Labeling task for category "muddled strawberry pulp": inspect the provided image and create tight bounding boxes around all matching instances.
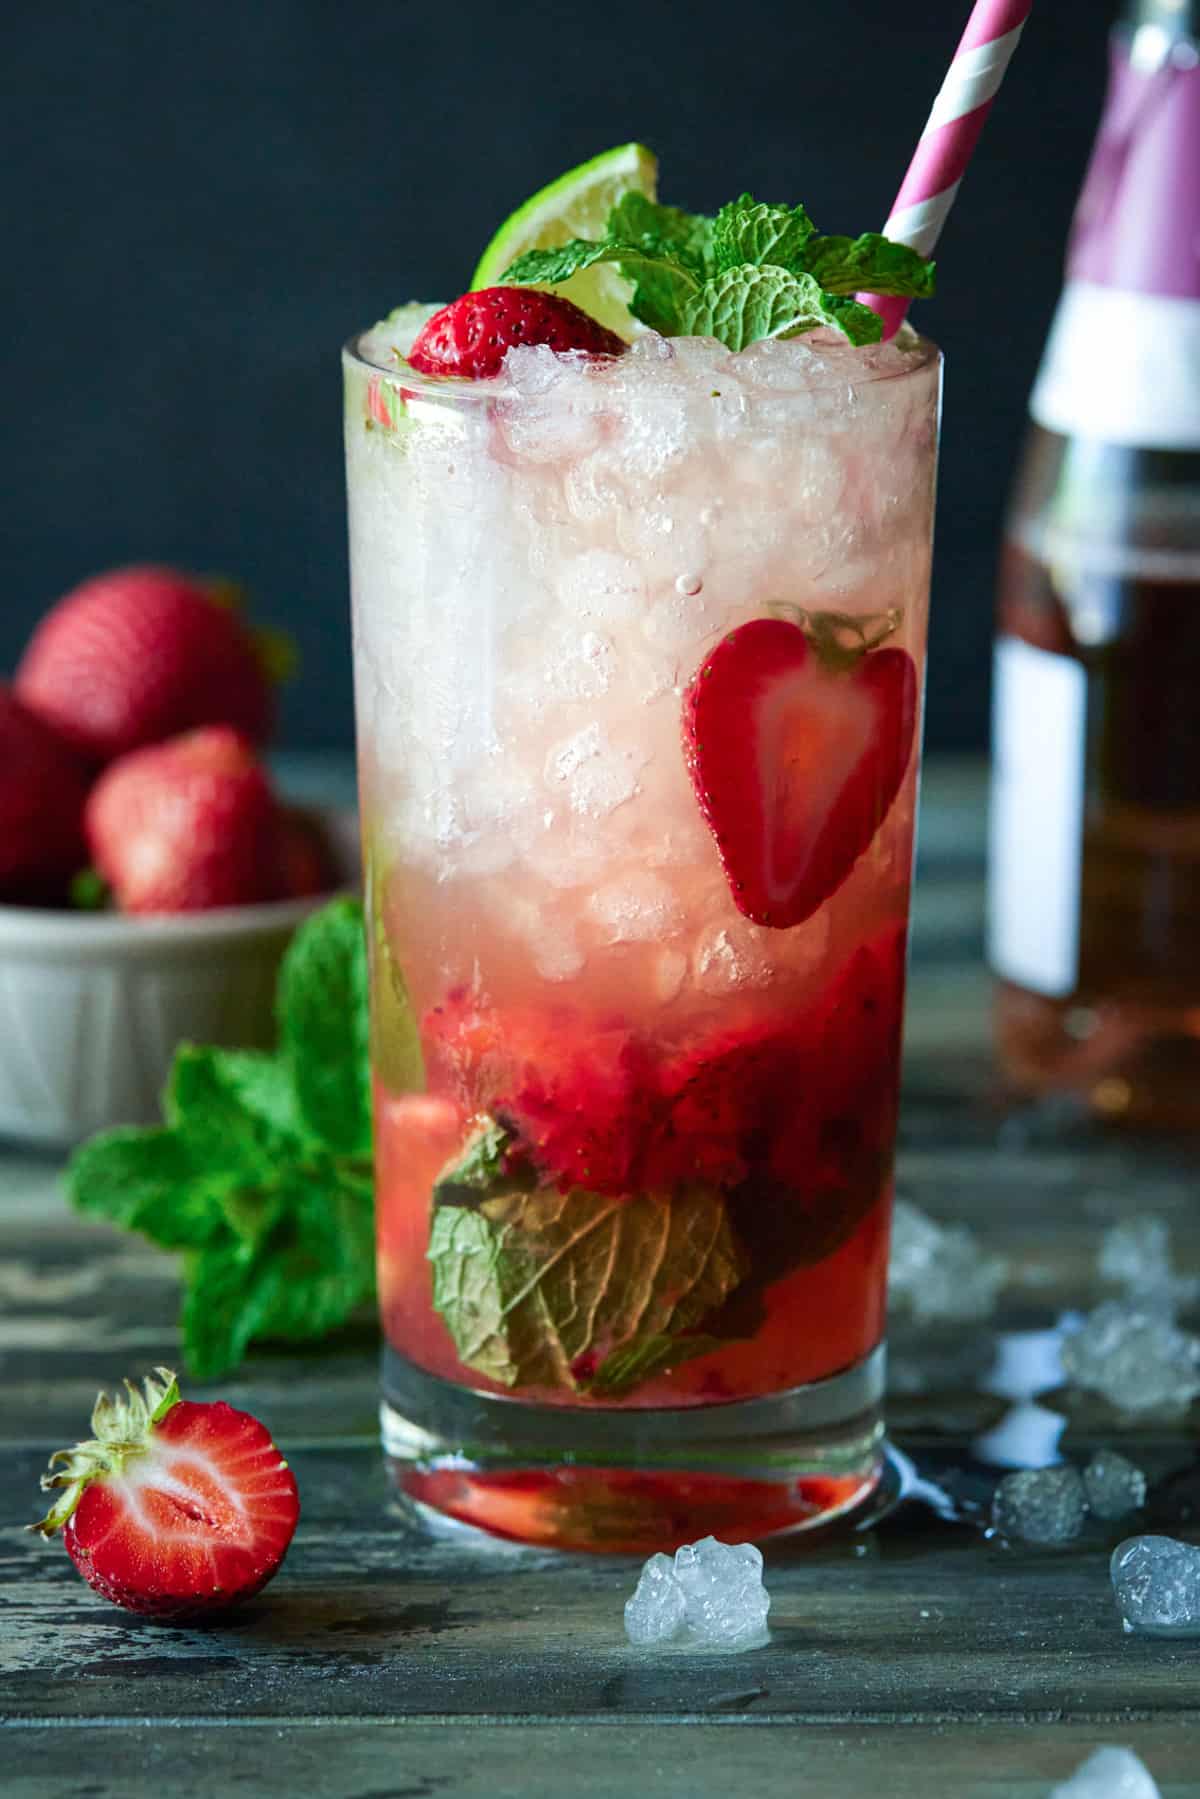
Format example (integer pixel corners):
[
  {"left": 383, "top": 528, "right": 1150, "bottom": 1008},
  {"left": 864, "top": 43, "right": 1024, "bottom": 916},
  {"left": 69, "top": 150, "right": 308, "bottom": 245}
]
[{"left": 374, "top": 916, "right": 903, "bottom": 1408}]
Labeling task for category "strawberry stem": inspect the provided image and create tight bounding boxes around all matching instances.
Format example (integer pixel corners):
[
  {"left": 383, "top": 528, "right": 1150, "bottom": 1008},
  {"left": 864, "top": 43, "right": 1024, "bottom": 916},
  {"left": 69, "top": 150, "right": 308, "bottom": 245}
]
[{"left": 30, "top": 1367, "right": 181, "bottom": 1537}]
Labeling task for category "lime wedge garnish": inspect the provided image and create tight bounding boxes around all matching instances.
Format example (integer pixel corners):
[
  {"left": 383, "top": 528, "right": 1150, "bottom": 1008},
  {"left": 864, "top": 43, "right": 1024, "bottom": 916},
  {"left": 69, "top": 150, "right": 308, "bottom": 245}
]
[{"left": 470, "top": 143, "right": 658, "bottom": 339}]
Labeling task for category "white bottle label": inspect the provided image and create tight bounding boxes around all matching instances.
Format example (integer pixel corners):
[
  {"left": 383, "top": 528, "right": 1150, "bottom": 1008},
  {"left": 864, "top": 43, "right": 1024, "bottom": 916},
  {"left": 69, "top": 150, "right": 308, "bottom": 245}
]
[
  {"left": 1031, "top": 282, "right": 1200, "bottom": 450},
  {"left": 987, "top": 637, "right": 1087, "bottom": 997}
]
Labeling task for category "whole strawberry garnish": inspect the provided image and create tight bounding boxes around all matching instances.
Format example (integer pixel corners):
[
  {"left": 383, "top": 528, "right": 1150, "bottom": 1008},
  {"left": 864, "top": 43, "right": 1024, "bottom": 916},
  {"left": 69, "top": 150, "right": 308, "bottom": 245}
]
[
  {"left": 85, "top": 726, "right": 284, "bottom": 913},
  {"left": 30, "top": 1367, "right": 298, "bottom": 1618},
  {"left": 0, "top": 683, "right": 91, "bottom": 904},
  {"left": 683, "top": 617, "right": 917, "bottom": 929},
  {"left": 407, "top": 287, "right": 625, "bottom": 379},
  {"left": 16, "top": 565, "right": 286, "bottom": 762}
]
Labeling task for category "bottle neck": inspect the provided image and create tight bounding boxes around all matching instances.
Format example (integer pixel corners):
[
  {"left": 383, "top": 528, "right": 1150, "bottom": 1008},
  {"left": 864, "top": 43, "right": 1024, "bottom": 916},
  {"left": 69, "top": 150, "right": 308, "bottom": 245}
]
[{"left": 1027, "top": 0, "right": 1200, "bottom": 447}]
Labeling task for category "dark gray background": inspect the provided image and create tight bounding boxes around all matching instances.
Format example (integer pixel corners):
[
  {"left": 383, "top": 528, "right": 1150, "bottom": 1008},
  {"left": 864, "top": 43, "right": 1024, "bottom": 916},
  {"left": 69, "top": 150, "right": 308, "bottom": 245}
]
[{"left": 4, "top": 0, "right": 1112, "bottom": 751}]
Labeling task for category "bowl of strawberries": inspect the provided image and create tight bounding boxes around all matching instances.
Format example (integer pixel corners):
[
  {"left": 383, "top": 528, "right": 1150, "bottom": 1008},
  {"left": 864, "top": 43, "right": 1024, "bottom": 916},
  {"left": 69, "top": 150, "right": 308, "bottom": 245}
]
[{"left": 0, "top": 565, "right": 356, "bottom": 1146}]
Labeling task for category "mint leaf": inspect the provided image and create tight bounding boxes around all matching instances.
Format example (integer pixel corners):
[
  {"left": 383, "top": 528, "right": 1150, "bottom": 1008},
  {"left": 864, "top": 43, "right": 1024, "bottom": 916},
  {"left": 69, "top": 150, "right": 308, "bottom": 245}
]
[
  {"left": 433, "top": 1117, "right": 528, "bottom": 1207},
  {"left": 168, "top": 1046, "right": 304, "bottom": 1175},
  {"left": 182, "top": 1240, "right": 278, "bottom": 1379},
  {"left": 428, "top": 1170, "right": 746, "bottom": 1393},
  {"left": 591, "top": 1331, "right": 727, "bottom": 1397},
  {"left": 712, "top": 195, "right": 815, "bottom": 274},
  {"left": 185, "top": 1159, "right": 377, "bottom": 1378},
  {"left": 68, "top": 1129, "right": 227, "bottom": 1249},
  {"left": 502, "top": 239, "right": 699, "bottom": 336},
  {"left": 820, "top": 294, "right": 886, "bottom": 346},
  {"left": 680, "top": 266, "right": 860, "bottom": 350},
  {"left": 68, "top": 897, "right": 378, "bottom": 1380},
  {"left": 279, "top": 897, "right": 371, "bottom": 1158},
  {"left": 802, "top": 233, "right": 935, "bottom": 299},
  {"left": 606, "top": 191, "right": 715, "bottom": 275}
]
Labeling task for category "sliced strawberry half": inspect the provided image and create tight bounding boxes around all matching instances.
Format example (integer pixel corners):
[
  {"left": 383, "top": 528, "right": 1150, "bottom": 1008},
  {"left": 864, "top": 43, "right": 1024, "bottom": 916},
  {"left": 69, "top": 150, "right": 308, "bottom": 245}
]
[
  {"left": 31, "top": 1368, "right": 299, "bottom": 1619},
  {"left": 408, "top": 288, "right": 626, "bottom": 380},
  {"left": 683, "top": 618, "right": 917, "bottom": 929}
]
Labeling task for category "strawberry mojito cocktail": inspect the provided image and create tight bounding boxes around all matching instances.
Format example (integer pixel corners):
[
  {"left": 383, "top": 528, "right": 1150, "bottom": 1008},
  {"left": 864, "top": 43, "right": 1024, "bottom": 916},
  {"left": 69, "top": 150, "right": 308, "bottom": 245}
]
[{"left": 344, "top": 147, "right": 941, "bottom": 1550}]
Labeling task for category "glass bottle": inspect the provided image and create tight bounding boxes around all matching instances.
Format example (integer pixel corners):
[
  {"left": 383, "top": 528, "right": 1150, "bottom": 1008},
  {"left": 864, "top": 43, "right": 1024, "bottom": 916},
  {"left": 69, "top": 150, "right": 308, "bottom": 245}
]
[{"left": 988, "top": 0, "right": 1200, "bottom": 1128}]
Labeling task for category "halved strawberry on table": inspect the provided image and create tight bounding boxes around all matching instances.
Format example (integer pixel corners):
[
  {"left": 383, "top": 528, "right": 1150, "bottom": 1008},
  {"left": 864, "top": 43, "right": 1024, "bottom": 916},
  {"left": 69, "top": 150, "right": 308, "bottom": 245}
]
[
  {"left": 407, "top": 288, "right": 626, "bottom": 380},
  {"left": 30, "top": 1368, "right": 298, "bottom": 1619},
  {"left": 683, "top": 617, "right": 917, "bottom": 929}
]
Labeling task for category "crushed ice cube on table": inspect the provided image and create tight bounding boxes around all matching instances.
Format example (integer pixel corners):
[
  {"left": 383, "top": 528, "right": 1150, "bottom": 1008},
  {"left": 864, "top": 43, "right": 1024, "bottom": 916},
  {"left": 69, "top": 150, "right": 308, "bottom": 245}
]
[
  {"left": 1083, "top": 1449, "right": 1147, "bottom": 1521},
  {"left": 991, "top": 1466, "right": 1088, "bottom": 1545},
  {"left": 888, "top": 1199, "right": 1009, "bottom": 1324},
  {"left": 1110, "top": 1534, "right": 1200, "bottom": 1637},
  {"left": 1049, "top": 1746, "right": 1161, "bottom": 1798},
  {"left": 1098, "top": 1216, "right": 1200, "bottom": 1316},
  {"left": 624, "top": 1537, "right": 770, "bottom": 1651},
  {"left": 1059, "top": 1302, "right": 1200, "bottom": 1414},
  {"left": 623, "top": 1553, "right": 687, "bottom": 1647}
]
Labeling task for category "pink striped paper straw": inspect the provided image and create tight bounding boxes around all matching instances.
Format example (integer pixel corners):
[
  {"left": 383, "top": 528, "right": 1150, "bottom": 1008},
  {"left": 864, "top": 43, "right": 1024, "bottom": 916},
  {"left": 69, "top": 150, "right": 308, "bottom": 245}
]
[{"left": 860, "top": 0, "right": 1033, "bottom": 338}]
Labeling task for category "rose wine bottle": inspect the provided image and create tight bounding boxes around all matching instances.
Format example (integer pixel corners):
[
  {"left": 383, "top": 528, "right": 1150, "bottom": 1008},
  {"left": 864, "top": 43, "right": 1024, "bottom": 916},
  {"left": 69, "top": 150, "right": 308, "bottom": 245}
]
[{"left": 988, "top": 0, "right": 1200, "bottom": 1128}]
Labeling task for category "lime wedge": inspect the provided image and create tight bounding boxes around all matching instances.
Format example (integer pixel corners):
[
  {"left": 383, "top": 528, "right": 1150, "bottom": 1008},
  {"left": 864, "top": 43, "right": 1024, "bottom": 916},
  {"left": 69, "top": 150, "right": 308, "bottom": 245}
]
[{"left": 470, "top": 143, "right": 658, "bottom": 339}]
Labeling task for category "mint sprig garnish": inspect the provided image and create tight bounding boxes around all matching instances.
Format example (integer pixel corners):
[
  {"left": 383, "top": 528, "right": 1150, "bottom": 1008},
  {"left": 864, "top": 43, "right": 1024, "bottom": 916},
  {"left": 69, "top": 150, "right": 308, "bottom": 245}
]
[
  {"left": 68, "top": 899, "right": 376, "bottom": 1379},
  {"left": 427, "top": 1117, "right": 746, "bottom": 1395},
  {"left": 502, "top": 190, "right": 934, "bottom": 352}
]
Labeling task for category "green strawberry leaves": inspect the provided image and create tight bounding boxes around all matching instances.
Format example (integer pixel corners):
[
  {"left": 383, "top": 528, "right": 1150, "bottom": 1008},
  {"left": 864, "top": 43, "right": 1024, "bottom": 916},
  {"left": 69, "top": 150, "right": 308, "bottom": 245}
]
[
  {"left": 68, "top": 898, "right": 377, "bottom": 1379},
  {"left": 502, "top": 190, "right": 933, "bottom": 351}
]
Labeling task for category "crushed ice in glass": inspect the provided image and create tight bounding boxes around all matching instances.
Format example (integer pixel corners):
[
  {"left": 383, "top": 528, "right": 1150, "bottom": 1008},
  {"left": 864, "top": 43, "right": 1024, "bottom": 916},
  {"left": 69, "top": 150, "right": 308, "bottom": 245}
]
[
  {"left": 991, "top": 1466, "right": 1088, "bottom": 1545},
  {"left": 1083, "top": 1449, "right": 1147, "bottom": 1521},
  {"left": 624, "top": 1537, "right": 770, "bottom": 1650},
  {"left": 888, "top": 1199, "right": 1008, "bottom": 1324},
  {"left": 1110, "top": 1535, "right": 1200, "bottom": 1638},
  {"left": 1049, "top": 1746, "right": 1161, "bottom": 1798},
  {"left": 1098, "top": 1216, "right": 1199, "bottom": 1316},
  {"left": 1059, "top": 1301, "right": 1200, "bottom": 1414}
]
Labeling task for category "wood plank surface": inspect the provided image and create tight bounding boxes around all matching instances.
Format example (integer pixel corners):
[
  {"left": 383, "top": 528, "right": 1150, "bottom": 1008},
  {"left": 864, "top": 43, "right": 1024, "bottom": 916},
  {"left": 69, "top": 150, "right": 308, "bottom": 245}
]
[
  {"left": 3, "top": 761, "right": 1199, "bottom": 1797},
  {"left": 7, "top": 1721, "right": 1200, "bottom": 1799}
]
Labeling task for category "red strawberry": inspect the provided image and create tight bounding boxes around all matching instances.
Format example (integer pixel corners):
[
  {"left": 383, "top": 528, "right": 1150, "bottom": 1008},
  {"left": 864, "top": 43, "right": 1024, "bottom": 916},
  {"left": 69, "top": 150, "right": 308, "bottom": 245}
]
[
  {"left": 30, "top": 1368, "right": 298, "bottom": 1619},
  {"left": 683, "top": 618, "right": 917, "bottom": 929},
  {"left": 423, "top": 992, "right": 653, "bottom": 1195},
  {"left": 408, "top": 287, "right": 625, "bottom": 380},
  {"left": 278, "top": 807, "right": 335, "bottom": 899},
  {"left": 644, "top": 1021, "right": 808, "bottom": 1191},
  {"left": 85, "top": 726, "right": 284, "bottom": 914},
  {"left": 0, "top": 685, "right": 92, "bottom": 904},
  {"left": 767, "top": 924, "right": 907, "bottom": 1194},
  {"left": 16, "top": 565, "right": 284, "bottom": 762}
]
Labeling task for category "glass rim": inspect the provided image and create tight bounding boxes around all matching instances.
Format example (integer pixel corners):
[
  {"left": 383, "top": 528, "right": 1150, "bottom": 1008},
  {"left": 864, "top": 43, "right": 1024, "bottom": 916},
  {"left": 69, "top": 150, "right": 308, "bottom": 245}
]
[{"left": 343, "top": 325, "right": 942, "bottom": 407}]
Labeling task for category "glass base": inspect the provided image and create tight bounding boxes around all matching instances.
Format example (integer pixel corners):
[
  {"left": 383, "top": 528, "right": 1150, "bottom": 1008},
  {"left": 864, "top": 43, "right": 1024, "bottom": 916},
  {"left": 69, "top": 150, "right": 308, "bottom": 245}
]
[{"left": 380, "top": 1345, "right": 886, "bottom": 1554}]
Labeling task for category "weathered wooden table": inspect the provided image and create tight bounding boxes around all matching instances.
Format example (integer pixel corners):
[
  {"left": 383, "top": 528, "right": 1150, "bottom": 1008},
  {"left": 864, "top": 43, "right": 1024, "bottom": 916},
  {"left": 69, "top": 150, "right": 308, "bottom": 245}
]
[{"left": 3, "top": 762, "right": 1198, "bottom": 1797}]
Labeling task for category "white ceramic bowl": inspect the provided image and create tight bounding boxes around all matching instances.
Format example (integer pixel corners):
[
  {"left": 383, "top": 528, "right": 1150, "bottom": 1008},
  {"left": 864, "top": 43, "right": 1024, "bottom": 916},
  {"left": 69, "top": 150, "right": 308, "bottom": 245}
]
[{"left": 0, "top": 808, "right": 359, "bottom": 1148}]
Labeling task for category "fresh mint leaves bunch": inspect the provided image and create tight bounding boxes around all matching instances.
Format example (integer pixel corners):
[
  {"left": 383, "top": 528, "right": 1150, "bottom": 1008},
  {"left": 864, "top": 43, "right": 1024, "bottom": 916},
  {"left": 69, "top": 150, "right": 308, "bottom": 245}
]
[
  {"left": 502, "top": 191, "right": 935, "bottom": 352},
  {"left": 68, "top": 899, "right": 375, "bottom": 1379}
]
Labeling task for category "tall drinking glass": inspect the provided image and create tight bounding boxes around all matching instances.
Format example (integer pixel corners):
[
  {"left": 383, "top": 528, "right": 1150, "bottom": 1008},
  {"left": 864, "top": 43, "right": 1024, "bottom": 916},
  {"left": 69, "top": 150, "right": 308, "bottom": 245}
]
[{"left": 344, "top": 324, "right": 941, "bottom": 1552}]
